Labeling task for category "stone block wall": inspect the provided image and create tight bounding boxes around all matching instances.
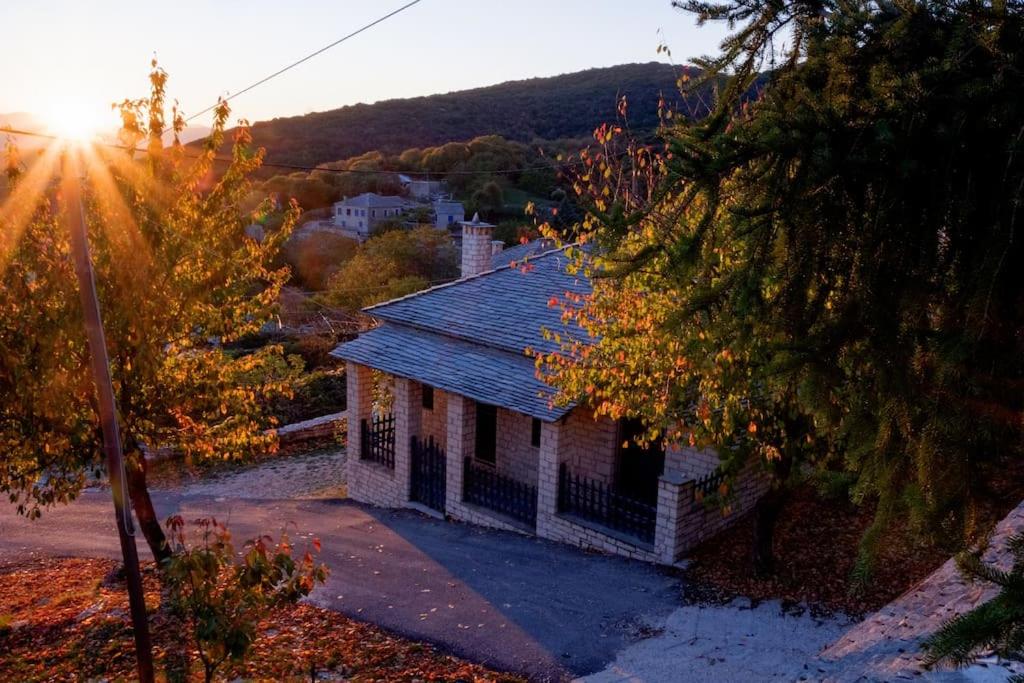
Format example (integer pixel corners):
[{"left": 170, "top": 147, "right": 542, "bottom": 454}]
[
  {"left": 665, "top": 444, "right": 720, "bottom": 480},
  {"left": 495, "top": 407, "right": 539, "bottom": 484},
  {"left": 421, "top": 387, "right": 448, "bottom": 449},
  {"left": 343, "top": 365, "right": 768, "bottom": 565},
  {"left": 345, "top": 362, "right": 405, "bottom": 507},
  {"left": 560, "top": 407, "right": 618, "bottom": 484},
  {"left": 665, "top": 457, "right": 770, "bottom": 562},
  {"left": 534, "top": 418, "right": 660, "bottom": 562},
  {"left": 441, "top": 394, "right": 531, "bottom": 534}
]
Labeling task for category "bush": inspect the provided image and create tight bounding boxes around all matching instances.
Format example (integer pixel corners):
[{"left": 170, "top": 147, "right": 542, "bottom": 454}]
[
  {"left": 268, "top": 369, "right": 346, "bottom": 425},
  {"left": 282, "top": 232, "right": 358, "bottom": 290},
  {"left": 162, "top": 516, "right": 328, "bottom": 683}
]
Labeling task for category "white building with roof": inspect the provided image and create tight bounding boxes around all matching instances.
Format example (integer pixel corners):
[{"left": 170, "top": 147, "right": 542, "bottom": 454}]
[
  {"left": 332, "top": 193, "right": 410, "bottom": 241},
  {"left": 433, "top": 198, "right": 465, "bottom": 229}
]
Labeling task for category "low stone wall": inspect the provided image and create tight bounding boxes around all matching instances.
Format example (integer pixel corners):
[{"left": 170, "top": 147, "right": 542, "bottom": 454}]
[
  {"left": 141, "top": 411, "right": 346, "bottom": 465},
  {"left": 818, "top": 500, "right": 1024, "bottom": 681},
  {"left": 274, "top": 411, "right": 346, "bottom": 446},
  {"left": 537, "top": 511, "right": 661, "bottom": 563},
  {"left": 347, "top": 458, "right": 405, "bottom": 507},
  {"left": 671, "top": 458, "right": 770, "bottom": 561}
]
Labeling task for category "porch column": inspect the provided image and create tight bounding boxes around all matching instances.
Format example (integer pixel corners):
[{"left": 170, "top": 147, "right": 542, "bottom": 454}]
[
  {"left": 654, "top": 472, "right": 692, "bottom": 565},
  {"left": 445, "top": 394, "right": 475, "bottom": 511},
  {"left": 535, "top": 419, "right": 562, "bottom": 539},
  {"left": 393, "top": 377, "right": 422, "bottom": 504},
  {"left": 345, "top": 362, "right": 373, "bottom": 466}
]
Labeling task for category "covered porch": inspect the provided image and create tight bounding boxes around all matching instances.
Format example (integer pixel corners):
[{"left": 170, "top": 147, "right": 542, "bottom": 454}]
[{"left": 341, "top": 352, "right": 759, "bottom": 564}]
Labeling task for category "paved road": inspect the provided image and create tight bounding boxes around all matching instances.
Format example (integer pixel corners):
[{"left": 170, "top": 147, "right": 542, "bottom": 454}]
[{"left": 0, "top": 488, "right": 681, "bottom": 681}]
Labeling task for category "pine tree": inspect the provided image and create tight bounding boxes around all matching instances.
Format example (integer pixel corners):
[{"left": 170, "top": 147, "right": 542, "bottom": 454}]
[
  {"left": 924, "top": 535, "right": 1024, "bottom": 678},
  {"left": 537, "top": 1, "right": 1024, "bottom": 575}
]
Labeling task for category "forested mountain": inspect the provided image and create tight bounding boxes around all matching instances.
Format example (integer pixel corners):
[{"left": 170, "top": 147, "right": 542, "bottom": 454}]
[{"left": 235, "top": 62, "right": 705, "bottom": 167}]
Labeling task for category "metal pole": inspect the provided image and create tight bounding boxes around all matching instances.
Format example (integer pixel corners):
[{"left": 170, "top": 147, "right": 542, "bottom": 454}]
[{"left": 61, "top": 147, "right": 155, "bottom": 683}]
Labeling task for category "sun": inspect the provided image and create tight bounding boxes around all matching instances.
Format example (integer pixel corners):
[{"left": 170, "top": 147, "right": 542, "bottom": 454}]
[{"left": 43, "top": 97, "right": 110, "bottom": 141}]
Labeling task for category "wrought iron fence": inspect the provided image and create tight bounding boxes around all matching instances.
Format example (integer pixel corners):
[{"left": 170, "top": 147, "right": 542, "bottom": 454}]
[
  {"left": 557, "top": 463, "right": 657, "bottom": 544},
  {"left": 411, "top": 436, "right": 446, "bottom": 512},
  {"left": 360, "top": 414, "right": 395, "bottom": 469},
  {"left": 692, "top": 468, "right": 727, "bottom": 505},
  {"left": 463, "top": 457, "right": 538, "bottom": 527}
]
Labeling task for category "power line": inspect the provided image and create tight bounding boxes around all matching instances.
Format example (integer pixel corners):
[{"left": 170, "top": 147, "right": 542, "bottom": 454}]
[
  {"left": 183, "top": 0, "right": 425, "bottom": 124},
  {"left": 1, "top": 125, "right": 581, "bottom": 178}
]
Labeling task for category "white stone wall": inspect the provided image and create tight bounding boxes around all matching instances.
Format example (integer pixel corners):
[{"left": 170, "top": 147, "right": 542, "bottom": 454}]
[
  {"left": 421, "top": 386, "right": 448, "bottom": 449},
  {"left": 345, "top": 362, "right": 405, "bottom": 507},
  {"left": 461, "top": 224, "right": 492, "bottom": 277},
  {"left": 343, "top": 367, "right": 768, "bottom": 565},
  {"left": 494, "top": 407, "right": 539, "bottom": 484},
  {"left": 535, "top": 419, "right": 661, "bottom": 561},
  {"left": 658, "top": 457, "right": 770, "bottom": 563},
  {"left": 560, "top": 407, "right": 618, "bottom": 484},
  {"left": 666, "top": 444, "right": 720, "bottom": 480}
]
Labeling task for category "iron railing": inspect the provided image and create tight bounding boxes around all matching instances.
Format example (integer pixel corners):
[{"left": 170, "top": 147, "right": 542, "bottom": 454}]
[
  {"left": 558, "top": 463, "right": 657, "bottom": 544},
  {"left": 410, "top": 436, "right": 447, "bottom": 513},
  {"left": 463, "top": 457, "right": 537, "bottom": 527},
  {"left": 360, "top": 414, "right": 395, "bottom": 469},
  {"left": 692, "top": 468, "right": 727, "bottom": 505}
]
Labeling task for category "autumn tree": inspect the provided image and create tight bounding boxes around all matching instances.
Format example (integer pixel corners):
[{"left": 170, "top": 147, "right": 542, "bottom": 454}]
[
  {"left": 537, "top": 1, "right": 1024, "bottom": 576},
  {"left": 317, "top": 226, "right": 458, "bottom": 312},
  {"left": 162, "top": 516, "right": 328, "bottom": 682},
  {"left": 0, "top": 64, "right": 299, "bottom": 561}
]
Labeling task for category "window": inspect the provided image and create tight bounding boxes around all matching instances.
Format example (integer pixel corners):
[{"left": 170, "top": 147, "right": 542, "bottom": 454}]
[
  {"left": 531, "top": 418, "right": 542, "bottom": 448},
  {"left": 475, "top": 402, "right": 497, "bottom": 465},
  {"left": 447, "top": 215, "right": 454, "bottom": 224},
  {"left": 371, "top": 209, "right": 377, "bottom": 218},
  {"left": 341, "top": 220, "right": 346, "bottom": 227},
  {"left": 422, "top": 386, "right": 434, "bottom": 410},
  {"left": 346, "top": 208, "right": 351, "bottom": 216}
]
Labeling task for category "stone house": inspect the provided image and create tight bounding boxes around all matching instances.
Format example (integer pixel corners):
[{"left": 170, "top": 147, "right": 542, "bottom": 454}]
[
  {"left": 432, "top": 198, "right": 465, "bottom": 229},
  {"left": 332, "top": 193, "right": 411, "bottom": 240},
  {"left": 331, "top": 219, "right": 768, "bottom": 564}
]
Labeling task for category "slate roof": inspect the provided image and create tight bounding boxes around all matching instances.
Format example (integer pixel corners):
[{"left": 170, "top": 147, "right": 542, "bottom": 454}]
[
  {"left": 491, "top": 239, "right": 555, "bottom": 269},
  {"left": 433, "top": 199, "right": 464, "bottom": 213},
  {"left": 331, "top": 323, "right": 572, "bottom": 421},
  {"left": 330, "top": 243, "right": 592, "bottom": 420},
  {"left": 337, "top": 193, "right": 407, "bottom": 209},
  {"left": 365, "top": 245, "right": 590, "bottom": 356}
]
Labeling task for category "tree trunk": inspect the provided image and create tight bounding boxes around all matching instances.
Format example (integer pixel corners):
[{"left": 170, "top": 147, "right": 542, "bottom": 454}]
[
  {"left": 752, "top": 451, "right": 794, "bottom": 578},
  {"left": 124, "top": 448, "right": 170, "bottom": 563},
  {"left": 752, "top": 486, "right": 787, "bottom": 577}
]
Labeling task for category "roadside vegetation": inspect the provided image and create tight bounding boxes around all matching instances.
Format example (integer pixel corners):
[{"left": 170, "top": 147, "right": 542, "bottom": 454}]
[{"left": 0, "top": 556, "right": 518, "bottom": 682}]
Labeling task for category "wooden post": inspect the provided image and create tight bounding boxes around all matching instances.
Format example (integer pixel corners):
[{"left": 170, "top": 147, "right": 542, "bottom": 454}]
[{"left": 62, "top": 148, "right": 154, "bottom": 683}]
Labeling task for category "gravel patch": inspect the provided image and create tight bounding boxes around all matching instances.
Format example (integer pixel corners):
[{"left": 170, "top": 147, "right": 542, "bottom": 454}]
[
  {"left": 168, "top": 447, "right": 347, "bottom": 500},
  {"left": 578, "top": 597, "right": 852, "bottom": 682}
]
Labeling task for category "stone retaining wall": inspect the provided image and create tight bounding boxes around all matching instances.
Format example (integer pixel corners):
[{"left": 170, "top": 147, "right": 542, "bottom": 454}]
[{"left": 818, "top": 499, "right": 1024, "bottom": 681}]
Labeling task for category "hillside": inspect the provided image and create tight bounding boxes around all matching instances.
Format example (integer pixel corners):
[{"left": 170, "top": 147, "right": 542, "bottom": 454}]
[{"left": 239, "top": 62, "right": 704, "bottom": 167}]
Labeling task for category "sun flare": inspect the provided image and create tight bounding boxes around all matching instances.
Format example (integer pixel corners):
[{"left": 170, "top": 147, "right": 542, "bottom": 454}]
[{"left": 43, "top": 97, "right": 110, "bottom": 141}]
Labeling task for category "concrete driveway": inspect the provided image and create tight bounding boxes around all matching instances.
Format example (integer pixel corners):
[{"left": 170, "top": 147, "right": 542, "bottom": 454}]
[{"left": 0, "top": 487, "right": 682, "bottom": 681}]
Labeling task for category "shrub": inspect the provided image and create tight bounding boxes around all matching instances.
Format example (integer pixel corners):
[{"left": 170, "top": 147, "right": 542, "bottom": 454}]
[{"left": 162, "top": 516, "right": 329, "bottom": 683}]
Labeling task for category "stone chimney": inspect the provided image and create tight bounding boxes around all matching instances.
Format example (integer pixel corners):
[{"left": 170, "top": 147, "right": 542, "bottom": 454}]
[{"left": 460, "top": 213, "right": 496, "bottom": 278}]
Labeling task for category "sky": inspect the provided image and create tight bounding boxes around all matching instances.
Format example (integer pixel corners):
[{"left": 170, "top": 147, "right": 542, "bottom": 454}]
[{"left": 0, "top": 0, "right": 729, "bottom": 133}]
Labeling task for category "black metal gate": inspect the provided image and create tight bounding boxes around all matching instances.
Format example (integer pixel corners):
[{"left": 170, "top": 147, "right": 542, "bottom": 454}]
[{"left": 410, "top": 436, "right": 446, "bottom": 513}]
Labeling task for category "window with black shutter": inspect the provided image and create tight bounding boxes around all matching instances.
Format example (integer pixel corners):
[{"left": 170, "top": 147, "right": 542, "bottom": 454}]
[
  {"left": 422, "top": 385, "right": 434, "bottom": 410},
  {"left": 475, "top": 402, "right": 497, "bottom": 465},
  {"left": 531, "top": 418, "right": 542, "bottom": 448}
]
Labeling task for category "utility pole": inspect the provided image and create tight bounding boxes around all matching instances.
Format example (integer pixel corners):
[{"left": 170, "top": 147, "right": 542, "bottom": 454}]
[{"left": 61, "top": 148, "right": 155, "bottom": 683}]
